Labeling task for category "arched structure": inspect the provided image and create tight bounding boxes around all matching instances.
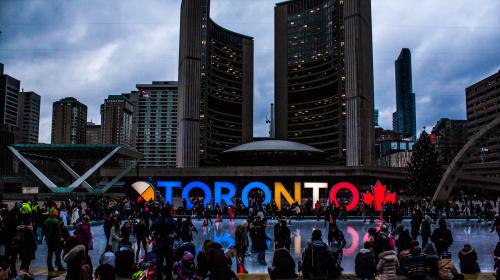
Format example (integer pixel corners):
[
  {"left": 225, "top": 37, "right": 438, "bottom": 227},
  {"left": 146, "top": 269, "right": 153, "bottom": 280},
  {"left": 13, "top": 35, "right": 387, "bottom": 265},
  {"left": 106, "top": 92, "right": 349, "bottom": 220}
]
[{"left": 432, "top": 115, "right": 500, "bottom": 203}]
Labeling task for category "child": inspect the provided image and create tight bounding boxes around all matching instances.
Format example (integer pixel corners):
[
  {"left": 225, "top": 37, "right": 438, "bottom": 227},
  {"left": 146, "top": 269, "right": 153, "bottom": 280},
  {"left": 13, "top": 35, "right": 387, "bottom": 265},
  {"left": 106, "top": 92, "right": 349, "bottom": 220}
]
[{"left": 174, "top": 252, "right": 198, "bottom": 280}]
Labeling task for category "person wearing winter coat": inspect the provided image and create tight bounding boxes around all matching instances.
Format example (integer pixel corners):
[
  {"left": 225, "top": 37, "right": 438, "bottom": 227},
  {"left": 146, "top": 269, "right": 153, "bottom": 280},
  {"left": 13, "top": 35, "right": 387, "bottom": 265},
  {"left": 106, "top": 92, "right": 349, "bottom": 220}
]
[
  {"left": 423, "top": 243, "right": 439, "bottom": 279},
  {"left": 253, "top": 217, "right": 271, "bottom": 265},
  {"left": 302, "top": 229, "right": 334, "bottom": 280},
  {"left": 355, "top": 242, "right": 377, "bottom": 280},
  {"left": 438, "top": 251, "right": 459, "bottom": 280},
  {"left": 108, "top": 219, "right": 121, "bottom": 252},
  {"left": 420, "top": 215, "right": 432, "bottom": 247},
  {"left": 99, "top": 245, "right": 116, "bottom": 267},
  {"left": 64, "top": 236, "right": 91, "bottom": 280},
  {"left": 174, "top": 251, "right": 198, "bottom": 280},
  {"left": 43, "top": 210, "right": 65, "bottom": 271},
  {"left": 71, "top": 207, "right": 80, "bottom": 225},
  {"left": 268, "top": 247, "right": 297, "bottom": 280},
  {"left": 274, "top": 219, "right": 291, "bottom": 250},
  {"left": 203, "top": 241, "right": 233, "bottom": 280},
  {"left": 10, "top": 222, "right": 37, "bottom": 275},
  {"left": 74, "top": 215, "right": 92, "bottom": 249},
  {"left": 377, "top": 250, "right": 399, "bottom": 280},
  {"left": 458, "top": 244, "right": 480, "bottom": 275},
  {"left": 328, "top": 223, "right": 347, "bottom": 269},
  {"left": 59, "top": 207, "right": 68, "bottom": 226},
  {"left": 404, "top": 246, "right": 428, "bottom": 280},
  {"left": 431, "top": 218, "right": 453, "bottom": 257},
  {"left": 235, "top": 221, "right": 249, "bottom": 273}
]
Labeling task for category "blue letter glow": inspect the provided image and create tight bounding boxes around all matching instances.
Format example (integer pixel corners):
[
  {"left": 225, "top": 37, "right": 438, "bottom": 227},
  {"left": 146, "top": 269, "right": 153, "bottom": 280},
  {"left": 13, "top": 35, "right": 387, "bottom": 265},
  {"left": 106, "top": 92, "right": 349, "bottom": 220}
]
[
  {"left": 214, "top": 182, "right": 236, "bottom": 207},
  {"left": 182, "top": 181, "right": 212, "bottom": 209},
  {"left": 157, "top": 181, "right": 181, "bottom": 205},
  {"left": 241, "top": 182, "right": 272, "bottom": 207}
]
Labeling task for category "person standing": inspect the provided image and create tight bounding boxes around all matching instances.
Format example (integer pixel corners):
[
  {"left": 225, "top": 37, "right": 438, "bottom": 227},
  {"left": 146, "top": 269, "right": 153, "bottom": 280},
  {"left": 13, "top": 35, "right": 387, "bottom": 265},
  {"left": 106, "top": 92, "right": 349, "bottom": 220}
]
[
  {"left": 74, "top": 215, "right": 92, "bottom": 250},
  {"left": 235, "top": 221, "right": 249, "bottom": 273},
  {"left": 43, "top": 209, "right": 65, "bottom": 272},
  {"left": 108, "top": 219, "right": 121, "bottom": 253},
  {"left": 103, "top": 212, "right": 114, "bottom": 246},
  {"left": 134, "top": 217, "right": 149, "bottom": 261},
  {"left": 328, "top": 223, "right": 346, "bottom": 271},
  {"left": 10, "top": 220, "right": 37, "bottom": 276},
  {"left": 420, "top": 215, "right": 432, "bottom": 247},
  {"left": 254, "top": 216, "right": 270, "bottom": 265},
  {"left": 431, "top": 218, "right": 453, "bottom": 257},
  {"left": 275, "top": 219, "right": 291, "bottom": 251},
  {"left": 151, "top": 206, "right": 177, "bottom": 280}
]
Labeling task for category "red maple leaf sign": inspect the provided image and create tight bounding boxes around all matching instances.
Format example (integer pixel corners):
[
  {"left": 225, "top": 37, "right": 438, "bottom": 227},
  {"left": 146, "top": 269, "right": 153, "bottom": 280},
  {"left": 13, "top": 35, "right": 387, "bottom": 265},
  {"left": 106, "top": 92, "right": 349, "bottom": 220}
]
[{"left": 362, "top": 181, "right": 396, "bottom": 211}]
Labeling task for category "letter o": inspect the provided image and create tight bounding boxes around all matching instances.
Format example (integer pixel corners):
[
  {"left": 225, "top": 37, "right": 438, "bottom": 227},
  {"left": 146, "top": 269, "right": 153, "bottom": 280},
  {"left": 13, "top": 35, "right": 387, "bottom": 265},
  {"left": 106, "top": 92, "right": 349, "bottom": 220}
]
[
  {"left": 329, "top": 182, "right": 359, "bottom": 211},
  {"left": 182, "top": 181, "right": 212, "bottom": 209},
  {"left": 241, "top": 182, "right": 272, "bottom": 207}
]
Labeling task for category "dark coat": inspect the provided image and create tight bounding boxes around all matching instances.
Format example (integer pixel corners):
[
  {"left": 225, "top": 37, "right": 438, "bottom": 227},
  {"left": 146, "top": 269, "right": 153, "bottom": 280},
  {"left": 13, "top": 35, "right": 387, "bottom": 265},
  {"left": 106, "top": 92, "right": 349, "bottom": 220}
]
[
  {"left": 302, "top": 240, "right": 333, "bottom": 280},
  {"left": 13, "top": 225, "right": 37, "bottom": 261},
  {"left": 270, "top": 248, "right": 297, "bottom": 280},
  {"left": 254, "top": 222, "right": 269, "bottom": 251},
  {"left": 74, "top": 221, "right": 92, "bottom": 248},
  {"left": 458, "top": 247, "right": 480, "bottom": 274},
  {"left": 355, "top": 249, "right": 377, "bottom": 279}
]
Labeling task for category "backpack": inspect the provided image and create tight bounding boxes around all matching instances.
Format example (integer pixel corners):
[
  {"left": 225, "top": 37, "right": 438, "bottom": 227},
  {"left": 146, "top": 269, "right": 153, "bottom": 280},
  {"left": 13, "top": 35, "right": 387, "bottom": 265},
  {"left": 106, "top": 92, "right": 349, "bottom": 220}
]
[
  {"left": 309, "top": 243, "right": 330, "bottom": 279},
  {"left": 356, "top": 252, "right": 375, "bottom": 277}
]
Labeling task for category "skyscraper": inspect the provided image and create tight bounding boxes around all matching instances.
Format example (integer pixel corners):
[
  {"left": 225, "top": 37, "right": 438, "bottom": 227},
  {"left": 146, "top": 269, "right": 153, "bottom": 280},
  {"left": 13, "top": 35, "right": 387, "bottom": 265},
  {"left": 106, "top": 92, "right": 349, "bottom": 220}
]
[
  {"left": 51, "top": 97, "right": 87, "bottom": 144},
  {"left": 177, "top": 0, "right": 254, "bottom": 167},
  {"left": 0, "top": 63, "right": 20, "bottom": 130},
  {"left": 274, "top": 0, "right": 375, "bottom": 166},
  {"left": 392, "top": 48, "right": 416, "bottom": 140},
  {"left": 86, "top": 122, "right": 101, "bottom": 144},
  {"left": 18, "top": 91, "right": 40, "bottom": 144},
  {"left": 431, "top": 118, "right": 467, "bottom": 165},
  {"left": 135, "top": 81, "right": 178, "bottom": 168},
  {"left": 466, "top": 70, "right": 500, "bottom": 163},
  {"left": 100, "top": 95, "right": 133, "bottom": 147}
]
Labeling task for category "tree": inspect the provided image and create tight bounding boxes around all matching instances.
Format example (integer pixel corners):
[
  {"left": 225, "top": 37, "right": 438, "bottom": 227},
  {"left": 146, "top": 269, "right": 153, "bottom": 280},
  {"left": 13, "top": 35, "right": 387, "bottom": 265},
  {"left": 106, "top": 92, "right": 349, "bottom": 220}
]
[{"left": 406, "top": 130, "right": 443, "bottom": 196}]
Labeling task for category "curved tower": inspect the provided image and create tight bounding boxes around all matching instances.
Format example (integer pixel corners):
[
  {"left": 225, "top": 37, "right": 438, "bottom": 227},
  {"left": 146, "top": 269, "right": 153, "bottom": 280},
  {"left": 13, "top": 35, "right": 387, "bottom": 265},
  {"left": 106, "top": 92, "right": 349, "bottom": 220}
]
[
  {"left": 177, "top": 0, "right": 254, "bottom": 167},
  {"left": 275, "top": 0, "right": 374, "bottom": 166}
]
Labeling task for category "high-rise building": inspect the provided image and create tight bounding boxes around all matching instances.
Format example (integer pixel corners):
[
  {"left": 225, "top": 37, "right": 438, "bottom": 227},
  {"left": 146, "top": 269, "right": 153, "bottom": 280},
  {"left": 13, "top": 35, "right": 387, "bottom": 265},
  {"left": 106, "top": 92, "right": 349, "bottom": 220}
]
[
  {"left": 431, "top": 118, "right": 467, "bottom": 165},
  {"left": 0, "top": 63, "right": 20, "bottom": 130},
  {"left": 86, "top": 122, "right": 101, "bottom": 144},
  {"left": 466, "top": 70, "right": 500, "bottom": 163},
  {"left": 135, "top": 82, "right": 178, "bottom": 168},
  {"left": 18, "top": 91, "right": 40, "bottom": 144},
  {"left": 177, "top": 0, "right": 254, "bottom": 167},
  {"left": 374, "top": 108, "right": 379, "bottom": 127},
  {"left": 100, "top": 95, "right": 133, "bottom": 147},
  {"left": 51, "top": 97, "right": 87, "bottom": 144},
  {"left": 274, "top": 0, "right": 375, "bottom": 166},
  {"left": 392, "top": 48, "right": 416, "bottom": 140}
]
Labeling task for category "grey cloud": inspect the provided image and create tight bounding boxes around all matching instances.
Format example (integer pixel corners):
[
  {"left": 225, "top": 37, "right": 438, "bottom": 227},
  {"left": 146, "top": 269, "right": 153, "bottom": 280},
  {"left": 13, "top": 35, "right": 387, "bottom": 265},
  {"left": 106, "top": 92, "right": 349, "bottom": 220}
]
[{"left": 0, "top": 0, "right": 499, "bottom": 143}]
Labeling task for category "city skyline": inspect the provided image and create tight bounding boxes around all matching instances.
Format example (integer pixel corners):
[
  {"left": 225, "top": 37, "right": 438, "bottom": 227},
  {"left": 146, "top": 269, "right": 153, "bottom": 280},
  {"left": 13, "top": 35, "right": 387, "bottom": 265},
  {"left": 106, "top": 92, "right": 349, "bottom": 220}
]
[{"left": 0, "top": 0, "right": 499, "bottom": 143}]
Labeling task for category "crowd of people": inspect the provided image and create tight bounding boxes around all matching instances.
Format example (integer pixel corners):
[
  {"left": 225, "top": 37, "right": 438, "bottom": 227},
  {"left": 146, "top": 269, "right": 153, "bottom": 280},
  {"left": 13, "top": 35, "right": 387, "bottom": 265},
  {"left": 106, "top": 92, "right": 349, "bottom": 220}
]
[{"left": 0, "top": 194, "right": 499, "bottom": 280}]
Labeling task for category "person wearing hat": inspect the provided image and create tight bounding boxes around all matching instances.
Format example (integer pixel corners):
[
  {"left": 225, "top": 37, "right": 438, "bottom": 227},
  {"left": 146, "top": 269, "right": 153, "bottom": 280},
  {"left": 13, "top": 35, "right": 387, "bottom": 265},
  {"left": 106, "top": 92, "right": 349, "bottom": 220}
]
[
  {"left": 43, "top": 208, "right": 65, "bottom": 272},
  {"left": 174, "top": 251, "right": 198, "bottom": 280}
]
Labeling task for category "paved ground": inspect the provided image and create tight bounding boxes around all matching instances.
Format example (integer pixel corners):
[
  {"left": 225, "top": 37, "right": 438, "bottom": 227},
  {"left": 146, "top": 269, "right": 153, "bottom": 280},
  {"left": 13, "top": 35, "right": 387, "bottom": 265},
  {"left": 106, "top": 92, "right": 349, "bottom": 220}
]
[{"left": 16, "top": 218, "right": 499, "bottom": 278}]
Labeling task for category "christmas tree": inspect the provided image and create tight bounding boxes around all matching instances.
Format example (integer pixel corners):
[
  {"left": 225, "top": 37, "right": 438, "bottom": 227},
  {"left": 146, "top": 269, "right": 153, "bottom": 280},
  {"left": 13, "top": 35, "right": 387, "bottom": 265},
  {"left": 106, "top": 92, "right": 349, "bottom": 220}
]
[{"left": 406, "top": 130, "right": 443, "bottom": 196}]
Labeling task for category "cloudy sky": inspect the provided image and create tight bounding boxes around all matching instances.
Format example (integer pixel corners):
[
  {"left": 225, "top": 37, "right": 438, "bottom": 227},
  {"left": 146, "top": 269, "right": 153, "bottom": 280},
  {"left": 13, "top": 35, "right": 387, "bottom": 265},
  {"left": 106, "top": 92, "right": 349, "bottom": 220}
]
[{"left": 1, "top": 0, "right": 499, "bottom": 143}]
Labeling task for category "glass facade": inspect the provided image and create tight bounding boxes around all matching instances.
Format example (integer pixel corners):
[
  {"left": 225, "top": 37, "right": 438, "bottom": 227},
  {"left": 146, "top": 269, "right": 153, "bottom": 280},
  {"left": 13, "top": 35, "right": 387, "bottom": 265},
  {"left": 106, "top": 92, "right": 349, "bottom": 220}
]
[{"left": 280, "top": 0, "right": 346, "bottom": 164}]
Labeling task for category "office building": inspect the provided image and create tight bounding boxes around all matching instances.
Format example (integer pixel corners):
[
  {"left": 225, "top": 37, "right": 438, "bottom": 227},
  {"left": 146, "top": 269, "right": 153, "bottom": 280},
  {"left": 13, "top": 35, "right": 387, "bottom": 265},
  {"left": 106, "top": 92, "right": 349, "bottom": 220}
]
[
  {"left": 51, "top": 97, "right": 87, "bottom": 144},
  {"left": 374, "top": 108, "right": 379, "bottom": 127},
  {"left": 466, "top": 70, "right": 500, "bottom": 163},
  {"left": 18, "top": 91, "right": 40, "bottom": 144},
  {"left": 135, "top": 81, "right": 178, "bottom": 168},
  {"left": 431, "top": 118, "right": 467, "bottom": 165},
  {"left": 375, "top": 128, "right": 414, "bottom": 167},
  {"left": 392, "top": 48, "right": 416, "bottom": 140},
  {"left": 177, "top": 0, "right": 254, "bottom": 167},
  {"left": 274, "top": 0, "right": 375, "bottom": 166},
  {"left": 0, "top": 63, "right": 20, "bottom": 130},
  {"left": 100, "top": 95, "right": 133, "bottom": 147},
  {"left": 86, "top": 122, "right": 101, "bottom": 144}
]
